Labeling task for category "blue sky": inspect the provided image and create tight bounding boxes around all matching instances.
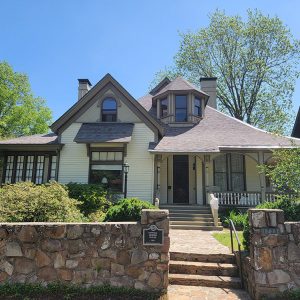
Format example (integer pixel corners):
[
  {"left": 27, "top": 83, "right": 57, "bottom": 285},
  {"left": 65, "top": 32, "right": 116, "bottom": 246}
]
[{"left": 1, "top": 0, "right": 300, "bottom": 120}]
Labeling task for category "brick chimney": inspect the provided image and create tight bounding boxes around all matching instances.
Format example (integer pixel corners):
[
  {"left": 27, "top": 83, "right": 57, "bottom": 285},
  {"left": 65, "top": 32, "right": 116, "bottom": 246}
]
[
  {"left": 78, "top": 79, "right": 92, "bottom": 100},
  {"left": 200, "top": 77, "right": 217, "bottom": 109}
]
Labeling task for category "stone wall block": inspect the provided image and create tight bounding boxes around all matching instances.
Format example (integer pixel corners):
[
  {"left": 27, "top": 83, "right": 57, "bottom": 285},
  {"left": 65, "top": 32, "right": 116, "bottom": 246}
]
[
  {"left": 267, "top": 269, "right": 291, "bottom": 285},
  {"left": 6, "top": 242, "right": 22, "bottom": 257},
  {"left": 288, "top": 242, "right": 300, "bottom": 262},
  {"left": 251, "top": 211, "right": 266, "bottom": 228},
  {"left": 267, "top": 212, "right": 277, "bottom": 227},
  {"left": 131, "top": 249, "right": 148, "bottom": 264},
  {"left": 66, "top": 225, "right": 84, "bottom": 240},
  {"left": 0, "top": 228, "right": 7, "bottom": 239},
  {"left": 45, "top": 225, "right": 66, "bottom": 239},
  {"left": 291, "top": 223, "right": 300, "bottom": 244},
  {"left": 38, "top": 267, "right": 57, "bottom": 281},
  {"left": 254, "top": 247, "right": 273, "bottom": 271},
  {"left": 147, "top": 272, "right": 162, "bottom": 288},
  {"left": 17, "top": 226, "right": 38, "bottom": 243},
  {"left": 41, "top": 239, "right": 62, "bottom": 252},
  {"left": 35, "top": 249, "right": 51, "bottom": 268},
  {"left": 15, "top": 258, "right": 35, "bottom": 274}
]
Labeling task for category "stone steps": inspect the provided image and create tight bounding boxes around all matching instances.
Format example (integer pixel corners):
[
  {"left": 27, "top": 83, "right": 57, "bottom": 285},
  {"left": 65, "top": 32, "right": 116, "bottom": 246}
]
[
  {"left": 169, "top": 273, "right": 242, "bottom": 289},
  {"left": 170, "top": 260, "right": 239, "bottom": 276},
  {"left": 169, "top": 252, "right": 241, "bottom": 289},
  {"left": 170, "top": 252, "right": 236, "bottom": 264},
  {"left": 160, "top": 205, "right": 223, "bottom": 231},
  {"left": 170, "top": 224, "right": 223, "bottom": 231}
]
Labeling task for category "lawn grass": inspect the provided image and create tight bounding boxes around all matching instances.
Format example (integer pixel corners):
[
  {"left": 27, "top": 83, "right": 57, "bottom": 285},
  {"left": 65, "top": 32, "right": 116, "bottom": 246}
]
[
  {"left": 0, "top": 282, "right": 161, "bottom": 300},
  {"left": 212, "top": 229, "right": 245, "bottom": 251}
]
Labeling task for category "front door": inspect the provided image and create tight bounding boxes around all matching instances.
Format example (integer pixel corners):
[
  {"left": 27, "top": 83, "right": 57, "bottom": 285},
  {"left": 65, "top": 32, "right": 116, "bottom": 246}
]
[{"left": 173, "top": 155, "right": 189, "bottom": 204}]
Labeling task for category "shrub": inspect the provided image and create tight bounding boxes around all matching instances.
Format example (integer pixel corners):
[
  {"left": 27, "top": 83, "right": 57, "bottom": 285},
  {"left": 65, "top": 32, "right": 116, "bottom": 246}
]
[
  {"left": 242, "top": 215, "right": 250, "bottom": 251},
  {"left": 0, "top": 181, "right": 83, "bottom": 222},
  {"left": 104, "top": 198, "right": 156, "bottom": 222},
  {"left": 66, "top": 183, "right": 111, "bottom": 217},
  {"left": 256, "top": 197, "right": 300, "bottom": 221},
  {"left": 223, "top": 210, "right": 247, "bottom": 230}
]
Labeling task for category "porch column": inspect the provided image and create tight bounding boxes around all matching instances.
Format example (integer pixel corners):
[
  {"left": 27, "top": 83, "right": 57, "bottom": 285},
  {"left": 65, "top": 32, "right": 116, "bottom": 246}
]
[
  {"left": 258, "top": 151, "right": 266, "bottom": 202},
  {"left": 153, "top": 154, "right": 161, "bottom": 203}
]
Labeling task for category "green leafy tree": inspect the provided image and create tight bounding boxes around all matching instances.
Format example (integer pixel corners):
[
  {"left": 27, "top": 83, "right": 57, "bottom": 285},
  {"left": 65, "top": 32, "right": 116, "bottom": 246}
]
[
  {"left": 152, "top": 10, "right": 300, "bottom": 134},
  {"left": 260, "top": 148, "right": 300, "bottom": 194},
  {"left": 0, "top": 61, "right": 52, "bottom": 138}
]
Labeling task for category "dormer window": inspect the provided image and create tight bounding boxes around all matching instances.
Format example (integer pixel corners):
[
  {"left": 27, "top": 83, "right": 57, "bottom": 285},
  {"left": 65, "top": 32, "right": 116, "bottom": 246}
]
[
  {"left": 194, "top": 97, "right": 202, "bottom": 117},
  {"left": 160, "top": 98, "right": 168, "bottom": 118},
  {"left": 102, "top": 98, "right": 117, "bottom": 122},
  {"left": 175, "top": 95, "right": 187, "bottom": 122}
]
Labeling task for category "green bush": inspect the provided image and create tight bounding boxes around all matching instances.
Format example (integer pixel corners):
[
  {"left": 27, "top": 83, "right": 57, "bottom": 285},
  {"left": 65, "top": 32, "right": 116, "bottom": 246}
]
[
  {"left": 242, "top": 214, "right": 250, "bottom": 251},
  {"left": 256, "top": 197, "right": 300, "bottom": 221},
  {"left": 104, "top": 198, "right": 156, "bottom": 222},
  {"left": 223, "top": 210, "right": 247, "bottom": 230},
  {"left": 66, "top": 183, "right": 111, "bottom": 217},
  {"left": 0, "top": 181, "right": 83, "bottom": 222}
]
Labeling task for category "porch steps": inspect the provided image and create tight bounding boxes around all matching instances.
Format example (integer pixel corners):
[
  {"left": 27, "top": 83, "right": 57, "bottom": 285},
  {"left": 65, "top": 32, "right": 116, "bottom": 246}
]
[
  {"left": 160, "top": 205, "right": 223, "bottom": 231},
  {"left": 169, "top": 252, "right": 242, "bottom": 289}
]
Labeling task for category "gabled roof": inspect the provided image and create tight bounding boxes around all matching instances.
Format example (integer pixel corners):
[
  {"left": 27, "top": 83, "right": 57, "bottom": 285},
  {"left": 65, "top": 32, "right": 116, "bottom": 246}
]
[
  {"left": 138, "top": 95, "right": 300, "bottom": 152},
  {"left": 51, "top": 74, "right": 164, "bottom": 136},
  {"left": 74, "top": 123, "right": 134, "bottom": 143}
]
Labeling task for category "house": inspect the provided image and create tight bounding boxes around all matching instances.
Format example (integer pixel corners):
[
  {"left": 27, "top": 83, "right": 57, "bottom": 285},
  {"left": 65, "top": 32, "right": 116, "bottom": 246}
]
[
  {"left": 292, "top": 107, "right": 300, "bottom": 138},
  {"left": 0, "top": 74, "right": 299, "bottom": 208}
]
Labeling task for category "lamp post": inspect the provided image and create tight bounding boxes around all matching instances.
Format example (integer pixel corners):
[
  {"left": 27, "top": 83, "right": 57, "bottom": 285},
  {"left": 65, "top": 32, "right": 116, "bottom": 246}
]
[{"left": 123, "top": 162, "right": 130, "bottom": 198}]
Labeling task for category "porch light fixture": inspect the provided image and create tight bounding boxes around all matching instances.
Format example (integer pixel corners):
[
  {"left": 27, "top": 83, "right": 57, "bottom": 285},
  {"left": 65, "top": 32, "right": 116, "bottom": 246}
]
[{"left": 123, "top": 162, "right": 130, "bottom": 198}]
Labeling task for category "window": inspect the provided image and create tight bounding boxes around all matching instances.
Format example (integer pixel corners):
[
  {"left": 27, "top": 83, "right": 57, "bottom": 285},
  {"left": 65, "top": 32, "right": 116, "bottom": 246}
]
[
  {"left": 160, "top": 98, "right": 168, "bottom": 118},
  {"left": 89, "top": 150, "right": 123, "bottom": 192},
  {"left": 214, "top": 153, "right": 245, "bottom": 191},
  {"left": 3, "top": 154, "right": 57, "bottom": 184},
  {"left": 194, "top": 97, "right": 202, "bottom": 117},
  {"left": 175, "top": 95, "right": 187, "bottom": 122},
  {"left": 102, "top": 98, "right": 117, "bottom": 122}
]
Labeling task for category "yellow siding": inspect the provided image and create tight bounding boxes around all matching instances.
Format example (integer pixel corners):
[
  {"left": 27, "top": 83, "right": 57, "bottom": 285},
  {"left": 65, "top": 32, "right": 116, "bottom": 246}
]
[
  {"left": 126, "top": 123, "right": 155, "bottom": 202},
  {"left": 59, "top": 123, "right": 89, "bottom": 183},
  {"left": 245, "top": 153, "right": 260, "bottom": 191}
]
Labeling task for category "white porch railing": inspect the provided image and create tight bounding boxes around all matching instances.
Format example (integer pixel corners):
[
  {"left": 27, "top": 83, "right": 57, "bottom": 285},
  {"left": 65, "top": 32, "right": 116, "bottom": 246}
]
[{"left": 213, "top": 191, "right": 262, "bottom": 206}]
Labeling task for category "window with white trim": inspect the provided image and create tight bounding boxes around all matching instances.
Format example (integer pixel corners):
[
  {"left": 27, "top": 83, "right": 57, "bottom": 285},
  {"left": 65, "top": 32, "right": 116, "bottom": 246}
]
[{"left": 89, "top": 150, "right": 123, "bottom": 192}]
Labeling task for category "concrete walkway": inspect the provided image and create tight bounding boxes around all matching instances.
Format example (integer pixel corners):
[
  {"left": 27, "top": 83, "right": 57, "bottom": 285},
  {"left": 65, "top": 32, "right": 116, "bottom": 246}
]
[
  {"left": 167, "top": 285, "right": 251, "bottom": 300},
  {"left": 169, "top": 229, "right": 231, "bottom": 254}
]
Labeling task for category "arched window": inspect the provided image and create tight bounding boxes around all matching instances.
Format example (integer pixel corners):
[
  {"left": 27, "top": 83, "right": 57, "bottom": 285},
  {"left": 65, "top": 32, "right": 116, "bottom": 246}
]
[{"left": 102, "top": 98, "right": 117, "bottom": 122}]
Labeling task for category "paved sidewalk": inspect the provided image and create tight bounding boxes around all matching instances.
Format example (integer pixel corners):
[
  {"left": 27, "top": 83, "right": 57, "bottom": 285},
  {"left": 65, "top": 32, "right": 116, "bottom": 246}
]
[
  {"left": 169, "top": 229, "right": 231, "bottom": 254},
  {"left": 167, "top": 285, "right": 251, "bottom": 300}
]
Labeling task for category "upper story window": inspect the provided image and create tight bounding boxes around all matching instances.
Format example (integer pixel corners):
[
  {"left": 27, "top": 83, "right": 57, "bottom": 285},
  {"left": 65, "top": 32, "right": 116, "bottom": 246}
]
[
  {"left": 102, "top": 98, "right": 117, "bottom": 122},
  {"left": 175, "top": 95, "right": 187, "bottom": 122},
  {"left": 194, "top": 97, "right": 202, "bottom": 117},
  {"left": 160, "top": 98, "right": 168, "bottom": 118}
]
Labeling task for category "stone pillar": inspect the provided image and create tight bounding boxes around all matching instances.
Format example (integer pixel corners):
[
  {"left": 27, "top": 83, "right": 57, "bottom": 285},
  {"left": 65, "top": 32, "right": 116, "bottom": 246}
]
[
  {"left": 141, "top": 209, "right": 170, "bottom": 292},
  {"left": 246, "top": 209, "right": 300, "bottom": 299}
]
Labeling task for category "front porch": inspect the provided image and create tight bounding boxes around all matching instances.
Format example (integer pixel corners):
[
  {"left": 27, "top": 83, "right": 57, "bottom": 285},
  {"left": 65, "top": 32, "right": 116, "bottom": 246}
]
[{"left": 154, "top": 151, "right": 277, "bottom": 207}]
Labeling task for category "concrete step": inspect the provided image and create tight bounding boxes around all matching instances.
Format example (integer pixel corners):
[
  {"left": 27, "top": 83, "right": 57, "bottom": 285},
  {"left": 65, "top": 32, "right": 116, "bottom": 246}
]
[
  {"left": 170, "top": 252, "right": 236, "bottom": 264},
  {"left": 161, "top": 206, "right": 211, "bottom": 212},
  {"left": 170, "top": 260, "right": 239, "bottom": 277},
  {"left": 169, "top": 273, "right": 241, "bottom": 289},
  {"left": 169, "top": 213, "right": 214, "bottom": 218},
  {"left": 170, "top": 217, "right": 215, "bottom": 222},
  {"left": 170, "top": 224, "right": 223, "bottom": 231},
  {"left": 170, "top": 221, "right": 222, "bottom": 226}
]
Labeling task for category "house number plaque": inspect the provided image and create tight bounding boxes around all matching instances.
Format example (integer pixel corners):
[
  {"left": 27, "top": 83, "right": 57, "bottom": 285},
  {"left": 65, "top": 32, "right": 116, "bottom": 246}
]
[{"left": 143, "top": 225, "right": 164, "bottom": 246}]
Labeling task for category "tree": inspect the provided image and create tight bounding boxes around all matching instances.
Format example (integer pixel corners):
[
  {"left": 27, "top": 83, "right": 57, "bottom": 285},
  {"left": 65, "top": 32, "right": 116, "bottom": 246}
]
[
  {"left": 0, "top": 61, "right": 52, "bottom": 138},
  {"left": 152, "top": 10, "right": 300, "bottom": 134},
  {"left": 260, "top": 148, "right": 300, "bottom": 194}
]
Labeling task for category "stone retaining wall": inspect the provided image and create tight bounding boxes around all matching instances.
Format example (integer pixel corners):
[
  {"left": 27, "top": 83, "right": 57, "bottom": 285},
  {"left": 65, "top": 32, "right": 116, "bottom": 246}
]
[
  {"left": 0, "top": 209, "right": 170, "bottom": 293},
  {"left": 243, "top": 209, "right": 300, "bottom": 299}
]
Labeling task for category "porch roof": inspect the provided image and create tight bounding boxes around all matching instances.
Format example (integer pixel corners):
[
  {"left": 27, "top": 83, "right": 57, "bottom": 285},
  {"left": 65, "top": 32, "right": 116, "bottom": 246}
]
[
  {"left": 74, "top": 123, "right": 134, "bottom": 143},
  {"left": 146, "top": 107, "right": 300, "bottom": 153}
]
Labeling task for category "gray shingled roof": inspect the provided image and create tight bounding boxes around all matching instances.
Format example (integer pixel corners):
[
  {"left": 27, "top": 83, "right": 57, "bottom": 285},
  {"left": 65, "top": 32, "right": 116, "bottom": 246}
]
[
  {"left": 74, "top": 123, "right": 134, "bottom": 143},
  {"left": 153, "top": 77, "right": 208, "bottom": 97},
  {"left": 0, "top": 133, "right": 59, "bottom": 145},
  {"left": 139, "top": 95, "right": 300, "bottom": 152}
]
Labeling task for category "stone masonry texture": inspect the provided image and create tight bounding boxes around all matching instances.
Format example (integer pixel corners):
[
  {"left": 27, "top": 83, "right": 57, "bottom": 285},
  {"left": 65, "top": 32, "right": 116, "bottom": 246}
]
[
  {"left": 0, "top": 209, "right": 170, "bottom": 293},
  {"left": 242, "top": 209, "right": 300, "bottom": 300}
]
